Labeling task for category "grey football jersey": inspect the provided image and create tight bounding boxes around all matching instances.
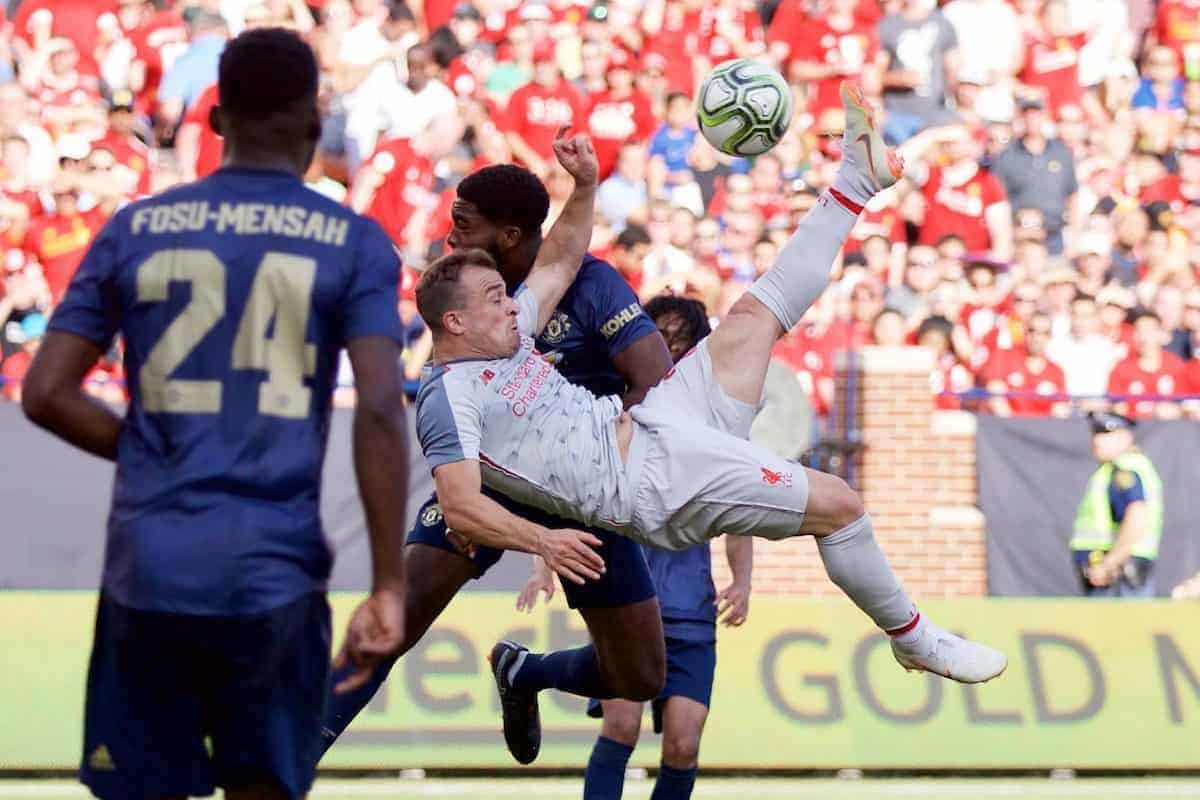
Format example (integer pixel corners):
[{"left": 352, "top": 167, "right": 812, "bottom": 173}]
[{"left": 415, "top": 288, "right": 637, "bottom": 530}]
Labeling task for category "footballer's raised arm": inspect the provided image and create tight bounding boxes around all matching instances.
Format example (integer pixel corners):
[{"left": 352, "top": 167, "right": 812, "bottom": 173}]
[{"left": 520, "top": 128, "right": 599, "bottom": 336}]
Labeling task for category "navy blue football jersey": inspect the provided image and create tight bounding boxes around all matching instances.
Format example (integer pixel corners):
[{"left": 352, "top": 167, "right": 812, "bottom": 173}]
[
  {"left": 532, "top": 253, "right": 656, "bottom": 397},
  {"left": 50, "top": 167, "right": 404, "bottom": 616}
]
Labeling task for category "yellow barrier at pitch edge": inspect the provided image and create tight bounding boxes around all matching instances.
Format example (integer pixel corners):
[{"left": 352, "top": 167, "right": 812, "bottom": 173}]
[{"left": 2, "top": 594, "right": 1198, "bottom": 769}]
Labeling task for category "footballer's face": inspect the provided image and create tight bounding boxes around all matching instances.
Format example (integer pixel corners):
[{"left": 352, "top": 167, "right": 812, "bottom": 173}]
[
  {"left": 457, "top": 265, "right": 521, "bottom": 358},
  {"left": 448, "top": 200, "right": 505, "bottom": 263}
]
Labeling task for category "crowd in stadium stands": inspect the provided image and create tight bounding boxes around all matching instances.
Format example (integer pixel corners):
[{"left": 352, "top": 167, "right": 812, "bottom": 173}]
[{"left": 2, "top": 0, "right": 1200, "bottom": 434}]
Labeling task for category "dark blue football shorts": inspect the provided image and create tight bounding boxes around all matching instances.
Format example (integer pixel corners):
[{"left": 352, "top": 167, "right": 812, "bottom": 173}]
[
  {"left": 406, "top": 492, "right": 656, "bottom": 609},
  {"left": 80, "top": 591, "right": 330, "bottom": 800},
  {"left": 587, "top": 632, "right": 717, "bottom": 733}
]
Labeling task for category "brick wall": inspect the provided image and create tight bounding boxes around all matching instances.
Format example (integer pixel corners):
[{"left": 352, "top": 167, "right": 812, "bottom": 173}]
[{"left": 710, "top": 346, "right": 987, "bottom": 600}]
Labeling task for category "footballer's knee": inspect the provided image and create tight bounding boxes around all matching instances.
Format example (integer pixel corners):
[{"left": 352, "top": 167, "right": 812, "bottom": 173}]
[
  {"left": 661, "top": 730, "right": 702, "bottom": 770},
  {"left": 802, "top": 470, "right": 866, "bottom": 536},
  {"left": 600, "top": 703, "right": 643, "bottom": 747},
  {"left": 604, "top": 654, "right": 664, "bottom": 702}
]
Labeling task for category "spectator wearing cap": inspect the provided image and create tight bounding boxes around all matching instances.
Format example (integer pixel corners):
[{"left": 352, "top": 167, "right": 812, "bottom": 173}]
[
  {"left": 1041, "top": 261, "right": 1077, "bottom": 333},
  {"left": 500, "top": 37, "right": 585, "bottom": 179},
  {"left": 980, "top": 311, "right": 1068, "bottom": 417},
  {"left": 877, "top": 0, "right": 960, "bottom": 145},
  {"left": 93, "top": 90, "right": 152, "bottom": 195},
  {"left": 157, "top": 9, "right": 227, "bottom": 135},
  {"left": 1073, "top": 230, "right": 1113, "bottom": 297},
  {"left": 585, "top": 46, "right": 656, "bottom": 180},
  {"left": 768, "top": 0, "right": 882, "bottom": 119},
  {"left": 901, "top": 124, "right": 1013, "bottom": 259},
  {"left": 1108, "top": 309, "right": 1188, "bottom": 419},
  {"left": 1070, "top": 411, "right": 1163, "bottom": 598},
  {"left": 1097, "top": 283, "right": 1137, "bottom": 361},
  {"left": 992, "top": 95, "right": 1079, "bottom": 255}
]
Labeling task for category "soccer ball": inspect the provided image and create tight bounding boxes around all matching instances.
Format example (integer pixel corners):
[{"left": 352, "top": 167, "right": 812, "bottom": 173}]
[{"left": 696, "top": 59, "right": 793, "bottom": 157}]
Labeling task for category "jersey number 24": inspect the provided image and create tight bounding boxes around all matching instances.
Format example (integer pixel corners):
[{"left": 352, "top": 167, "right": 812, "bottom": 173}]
[{"left": 138, "top": 248, "right": 317, "bottom": 419}]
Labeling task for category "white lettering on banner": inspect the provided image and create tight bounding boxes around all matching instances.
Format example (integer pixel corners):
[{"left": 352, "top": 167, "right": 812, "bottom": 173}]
[{"left": 131, "top": 202, "right": 349, "bottom": 246}]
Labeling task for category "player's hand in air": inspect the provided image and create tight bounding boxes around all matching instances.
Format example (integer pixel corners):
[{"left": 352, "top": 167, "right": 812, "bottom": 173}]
[
  {"left": 716, "top": 580, "right": 751, "bottom": 627},
  {"left": 552, "top": 125, "right": 599, "bottom": 188},
  {"left": 334, "top": 587, "right": 406, "bottom": 694},
  {"left": 516, "top": 556, "right": 557, "bottom": 612},
  {"left": 537, "top": 527, "right": 605, "bottom": 585}
]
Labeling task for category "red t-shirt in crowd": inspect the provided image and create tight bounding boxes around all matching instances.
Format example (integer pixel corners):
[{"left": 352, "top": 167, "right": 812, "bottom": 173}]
[
  {"left": 128, "top": 10, "right": 188, "bottom": 115},
  {"left": 932, "top": 353, "right": 976, "bottom": 410},
  {"left": 643, "top": 9, "right": 703, "bottom": 96},
  {"left": 12, "top": 0, "right": 116, "bottom": 75},
  {"left": 2, "top": 348, "right": 30, "bottom": 401},
  {"left": 23, "top": 208, "right": 105, "bottom": 301},
  {"left": 791, "top": 18, "right": 879, "bottom": 115},
  {"left": 981, "top": 349, "right": 1066, "bottom": 417},
  {"left": 183, "top": 84, "right": 222, "bottom": 179},
  {"left": 698, "top": 3, "right": 764, "bottom": 66},
  {"left": 3, "top": 187, "right": 46, "bottom": 220},
  {"left": 918, "top": 165, "right": 1007, "bottom": 252},
  {"left": 586, "top": 89, "right": 657, "bottom": 179},
  {"left": 502, "top": 79, "right": 586, "bottom": 163},
  {"left": 1156, "top": 0, "right": 1200, "bottom": 63},
  {"left": 1186, "top": 357, "right": 1200, "bottom": 395},
  {"left": 1107, "top": 352, "right": 1188, "bottom": 418},
  {"left": 771, "top": 322, "right": 835, "bottom": 417},
  {"left": 92, "top": 130, "right": 152, "bottom": 195},
  {"left": 1019, "top": 31, "right": 1087, "bottom": 112},
  {"left": 959, "top": 296, "right": 1012, "bottom": 344},
  {"left": 362, "top": 137, "right": 436, "bottom": 248},
  {"left": 847, "top": 202, "right": 905, "bottom": 253},
  {"left": 33, "top": 73, "right": 102, "bottom": 116}
]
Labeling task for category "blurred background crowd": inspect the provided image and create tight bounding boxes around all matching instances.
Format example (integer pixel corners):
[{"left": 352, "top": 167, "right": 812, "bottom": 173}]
[{"left": 1, "top": 0, "right": 1200, "bottom": 437}]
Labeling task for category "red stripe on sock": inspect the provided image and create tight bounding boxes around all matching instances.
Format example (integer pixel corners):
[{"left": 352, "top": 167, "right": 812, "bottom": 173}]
[
  {"left": 827, "top": 186, "right": 864, "bottom": 215},
  {"left": 886, "top": 612, "right": 921, "bottom": 637}
]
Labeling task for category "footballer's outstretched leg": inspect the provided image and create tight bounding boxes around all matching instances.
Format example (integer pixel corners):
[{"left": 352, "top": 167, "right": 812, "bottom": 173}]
[{"left": 705, "top": 81, "right": 903, "bottom": 410}]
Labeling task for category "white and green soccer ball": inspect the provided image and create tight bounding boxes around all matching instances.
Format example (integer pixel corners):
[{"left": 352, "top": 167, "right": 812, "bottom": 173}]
[{"left": 696, "top": 59, "right": 793, "bottom": 157}]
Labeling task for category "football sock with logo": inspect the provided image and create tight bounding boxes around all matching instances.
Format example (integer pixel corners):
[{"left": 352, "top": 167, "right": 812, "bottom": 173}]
[
  {"left": 748, "top": 190, "right": 860, "bottom": 332},
  {"left": 318, "top": 655, "right": 399, "bottom": 756},
  {"left": 584, "top": 736, "right": 635, "bottom": 800},
  {"left": 510, "top": 644, "right": 614, "bottom": 698},
  {"left": 816, "top": 513, "right": 919, "bottom": 633},
  {"left": 650, "top": 764, "right": 698, "bottom": 800}
]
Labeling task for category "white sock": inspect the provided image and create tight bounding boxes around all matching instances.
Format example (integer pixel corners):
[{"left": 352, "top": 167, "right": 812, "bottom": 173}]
[
  {"left": 747, "top": 191, "right": 859, "bottom": 331},
  {"left": 832, "top": 155, "right": 878, "bottom": 209},
  {"left": 816, "top": 514, "right": 919, "bottom": 633}
]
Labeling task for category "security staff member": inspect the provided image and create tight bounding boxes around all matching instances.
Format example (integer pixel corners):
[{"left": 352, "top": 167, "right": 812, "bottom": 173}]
[{"left": 1071, "top": 412, "right": 1164, "bottom": 597}]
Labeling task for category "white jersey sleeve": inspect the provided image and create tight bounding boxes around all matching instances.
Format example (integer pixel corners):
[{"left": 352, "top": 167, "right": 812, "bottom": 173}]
[
  {"left": 415, "top": 367, "right": 483, "bottom": 468},
  {"left": 516, "top": 285, "right": 539, "bottom": 337}
]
